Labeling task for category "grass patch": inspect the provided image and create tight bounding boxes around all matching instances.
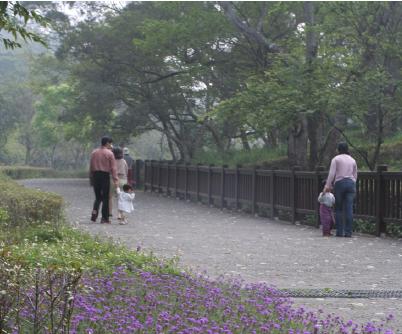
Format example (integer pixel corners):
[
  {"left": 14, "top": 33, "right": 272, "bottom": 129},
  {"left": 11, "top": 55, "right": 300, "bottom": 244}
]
[{"left": 0, "top": 223, "right": 179, "bottom": 274}]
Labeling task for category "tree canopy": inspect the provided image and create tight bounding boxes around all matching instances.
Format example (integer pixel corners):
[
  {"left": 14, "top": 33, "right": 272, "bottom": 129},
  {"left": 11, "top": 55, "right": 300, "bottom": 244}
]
[{"left": 2, "top": 2, "right": 402, "bottom": 170}]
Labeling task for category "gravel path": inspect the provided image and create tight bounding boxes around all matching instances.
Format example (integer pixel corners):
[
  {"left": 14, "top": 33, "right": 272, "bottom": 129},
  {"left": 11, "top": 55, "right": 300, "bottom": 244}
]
[{"left": 21, "top": 178, "right": 402, "bottom": 331}]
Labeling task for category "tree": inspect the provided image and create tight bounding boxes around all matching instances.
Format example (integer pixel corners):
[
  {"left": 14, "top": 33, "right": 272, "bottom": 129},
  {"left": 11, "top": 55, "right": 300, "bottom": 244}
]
[
  {"left": 320, "top": 2, "right": 402, "bottom": 170},
  {"left": 0, "top": 1, "right": 47, "bottom": 49},
  {"left": 57, "top": 2, "right": 242, "bottom": 161}
]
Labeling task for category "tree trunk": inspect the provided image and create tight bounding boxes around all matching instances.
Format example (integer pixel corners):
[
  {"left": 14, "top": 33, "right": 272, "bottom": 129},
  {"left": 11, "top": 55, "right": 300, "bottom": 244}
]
[
  {"left": 318, "top": 112, "right": 345, "bottom": 168},
  {"left": 240, "top": 129, "right": 251, "bottom": 151},
  {"left": 304, "top": 1, "right": 320, "bottom": 170},
  {"left": 287, "top": 116, "right": 308, "bottom": 168},
  {"left": 205, "top": 121, "right": 226, "bottom": 154},
  {"left": 166, "top": 136, "right": 178, "bottom": 161},
  {"left": 25, "top": 145, "right": 32, "bottom": 166},
  {"left": 50, "top": 144, "right": 57, "bottom": 169}
]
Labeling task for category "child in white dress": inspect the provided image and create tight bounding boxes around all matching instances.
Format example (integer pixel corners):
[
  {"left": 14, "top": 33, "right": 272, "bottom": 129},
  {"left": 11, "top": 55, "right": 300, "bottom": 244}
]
[
  {"left": 318, "top": 190, "right": 335, "bottom": 236},
  {"left": 116, "top": 184, "right": 135, "bottom": 225}
]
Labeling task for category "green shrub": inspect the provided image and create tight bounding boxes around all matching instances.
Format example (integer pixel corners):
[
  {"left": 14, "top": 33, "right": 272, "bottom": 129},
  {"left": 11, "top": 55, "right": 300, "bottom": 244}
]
[
  {"left": 0, "top": 166, "right": 56, "bottom": 179},
  {"left": 386, "top": 222, "right": 402, "bottom": 238},
  {"left": 0, "top": 166, "right": 87, "bottom": 179},
  {"left": 353, "top": 218, "right": 377, "bottom": 235},
  {"left": 0, "top": 175, "right": 64, "bottom": 228}
]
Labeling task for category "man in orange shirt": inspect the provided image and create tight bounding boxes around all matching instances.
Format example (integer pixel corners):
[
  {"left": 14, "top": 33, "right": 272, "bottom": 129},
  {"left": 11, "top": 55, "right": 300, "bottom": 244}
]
[{"left": 89, "top": 136, "right": 118, "bottom": 223}]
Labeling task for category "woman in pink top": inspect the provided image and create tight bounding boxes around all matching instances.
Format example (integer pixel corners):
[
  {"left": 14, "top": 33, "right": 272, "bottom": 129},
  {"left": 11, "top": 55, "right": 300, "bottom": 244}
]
[
  {"left": 110, "top": 147, "right": 128, "bottom": 220},
  {"left": 324, "top": 142, "right": 357, "bottom": 237}
]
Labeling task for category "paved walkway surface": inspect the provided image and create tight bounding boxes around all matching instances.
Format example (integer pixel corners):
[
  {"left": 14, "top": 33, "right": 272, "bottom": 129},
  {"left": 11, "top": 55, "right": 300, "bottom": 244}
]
[{"left": 21, "top": 178, "right": 402, "bottom": 331}]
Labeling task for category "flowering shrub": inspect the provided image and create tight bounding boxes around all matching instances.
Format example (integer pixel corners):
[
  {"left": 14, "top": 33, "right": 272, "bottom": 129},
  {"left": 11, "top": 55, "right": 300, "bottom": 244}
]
[
  {"left": 0, "top": 261, "right": 81, "bottom": 334},
  {"left": 66, "top": 268, "right": 393, "bottom": 334},
  {"left": 2, "top": 265, "right": 395, "bottom": 333},
  {"left": 1, "top": 225, "right": 396, "bottom": 334}
]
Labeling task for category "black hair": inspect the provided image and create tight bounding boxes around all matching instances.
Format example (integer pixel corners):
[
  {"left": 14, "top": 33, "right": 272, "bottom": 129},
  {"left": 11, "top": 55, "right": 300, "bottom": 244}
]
[
  {"left": 337, "top": 142, "right": 349, "bottom": 154},
  {"left": 113, "top": 147, "right": 123, "bottom": 159},
  {"left": 101, "top": 136, "right": 113, "bottom": 146},
  {"left": 123, "top": 184, "right": 132, "bottom": 192}
]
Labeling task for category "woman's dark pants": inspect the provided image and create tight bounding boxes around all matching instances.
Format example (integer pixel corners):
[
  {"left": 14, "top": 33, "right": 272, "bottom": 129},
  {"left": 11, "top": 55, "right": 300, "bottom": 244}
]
[
  {"left": 92, "top": 171, "right": 110, "bottom": 220},
  {"left": 334, "top": 178, "right": 356, "bottom": 237}
]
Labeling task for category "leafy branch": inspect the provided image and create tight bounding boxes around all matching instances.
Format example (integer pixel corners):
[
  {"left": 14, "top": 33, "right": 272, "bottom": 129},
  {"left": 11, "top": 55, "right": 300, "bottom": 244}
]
[{"left": 0, "top": 1, "right": 48, "bottom": 49}]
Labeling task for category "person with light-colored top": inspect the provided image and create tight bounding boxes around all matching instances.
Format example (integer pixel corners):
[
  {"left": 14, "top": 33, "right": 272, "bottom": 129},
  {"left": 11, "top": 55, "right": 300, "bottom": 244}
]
[
  {"left": 123, "top": 147, "right": 134, "bottom": 186},
  {"left": 116, "top": 184, "right": 135, "bottom": 225},
  {"left": 89, "top": 136, "right": 118, "bottom": 224},
  {"left": 109, "top": 147, "right": 128, "bottom": 220},
  {"left": 114, "top": 147, "right": 128, "bottom": 187},
  {"left": 324, "top": 142, "right": 358, "bottom": 237}
]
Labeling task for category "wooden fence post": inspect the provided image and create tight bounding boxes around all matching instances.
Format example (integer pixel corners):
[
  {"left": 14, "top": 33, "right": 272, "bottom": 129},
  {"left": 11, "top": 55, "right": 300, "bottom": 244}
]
[
  {"left": 376, "top": 165, "right": 388, "bottom": 236},
  {"left": 143, "top": 160, "right": 148, "bottom": 192},
  {"left": 150, "top": 160, "right": 154, "bottom": 193},
  {"left": 174, "top": 161, "right": 179, "bottom": 198},
  {"left": 196, "top": 163, "right": 201, "bottom": 202},
  {"left": 157, "top": 160, "right": 162, "bottom": 193},
  {"left": 235, "top": 164, "right": 241, "bottom": 210},
  {"left": 166, "top": 161, "right": 171, "bottom": 196},
  {"left": 291, "top": 166, "right": 301, "bottom": 223},
  {"left": 185, "top": 162, "right": 190, "bottom": 200},
  {"left": 270, "top": 168, "right": 276, "bottom": 218},
  {"left": 251, "top": 166, "right": 260, "bottom": 215},
  {"left": 208, "top": 164, "right": 214, "bottom": 206},
  {"left": 315, "top": 166, "right": 325, "bottom": 228},
  {"left": 135, "top": 159, "right": 142, "bottom": 189},
  {"left": 220, "top": 165, "right": 227, "bottom": 209}
]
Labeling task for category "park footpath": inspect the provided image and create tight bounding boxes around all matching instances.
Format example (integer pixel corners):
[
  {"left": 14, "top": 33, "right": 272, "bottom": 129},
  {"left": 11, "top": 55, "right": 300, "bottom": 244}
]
[{"left": 22, "top": 178, "right": 402, "bottom": 332}]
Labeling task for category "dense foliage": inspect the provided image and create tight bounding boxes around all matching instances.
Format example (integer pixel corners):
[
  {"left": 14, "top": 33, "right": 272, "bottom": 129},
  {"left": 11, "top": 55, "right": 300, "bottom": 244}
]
[{"left": 2, "top": 2, "right": 402, "bottom": 169}]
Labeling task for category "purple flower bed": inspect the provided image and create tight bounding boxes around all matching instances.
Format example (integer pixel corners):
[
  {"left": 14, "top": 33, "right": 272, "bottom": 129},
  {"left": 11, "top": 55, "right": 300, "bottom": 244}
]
[{"left": 67, "top": 267, "right": 394, "bottom": 334}]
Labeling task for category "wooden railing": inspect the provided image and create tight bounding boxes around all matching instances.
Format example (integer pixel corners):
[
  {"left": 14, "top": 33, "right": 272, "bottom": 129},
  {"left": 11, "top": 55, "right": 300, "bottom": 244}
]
[{"left": 141, "top": 160, "right": 401, "bottom": 236}]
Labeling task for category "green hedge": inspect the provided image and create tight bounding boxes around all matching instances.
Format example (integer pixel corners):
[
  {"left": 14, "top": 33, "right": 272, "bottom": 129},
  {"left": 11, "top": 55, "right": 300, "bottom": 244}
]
[
  {"left": 0, "top": 166, "right": 88, "bottom": 179},
  {"left": 0, "top": 166, "right": 55, "bottom": 179},
  {"left": 0, "top": 174, "right": 64, "bottom": 227}
]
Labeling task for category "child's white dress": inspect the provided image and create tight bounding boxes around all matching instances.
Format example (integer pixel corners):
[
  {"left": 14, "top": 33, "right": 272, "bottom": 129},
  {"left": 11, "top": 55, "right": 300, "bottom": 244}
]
[{"left": 116, "top": 188, "right": 135, "bottom": 213}]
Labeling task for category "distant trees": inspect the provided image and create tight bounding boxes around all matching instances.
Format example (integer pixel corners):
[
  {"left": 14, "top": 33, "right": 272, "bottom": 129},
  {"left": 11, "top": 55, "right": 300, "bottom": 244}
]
[{"left": 2, "top": 2, "right": 402, "bottom": 170}]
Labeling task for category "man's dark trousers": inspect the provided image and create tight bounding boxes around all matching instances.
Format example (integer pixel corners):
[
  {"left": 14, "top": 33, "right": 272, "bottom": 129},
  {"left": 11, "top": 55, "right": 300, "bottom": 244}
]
[{"left": 92, "top": 171, "right": 110, "bottom": 220}]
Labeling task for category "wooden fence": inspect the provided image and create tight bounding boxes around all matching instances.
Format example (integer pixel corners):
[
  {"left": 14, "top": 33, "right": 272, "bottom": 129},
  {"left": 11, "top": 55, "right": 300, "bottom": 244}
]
[{"left": 141, "top": 160, "right": 402, "bottom": 236}]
